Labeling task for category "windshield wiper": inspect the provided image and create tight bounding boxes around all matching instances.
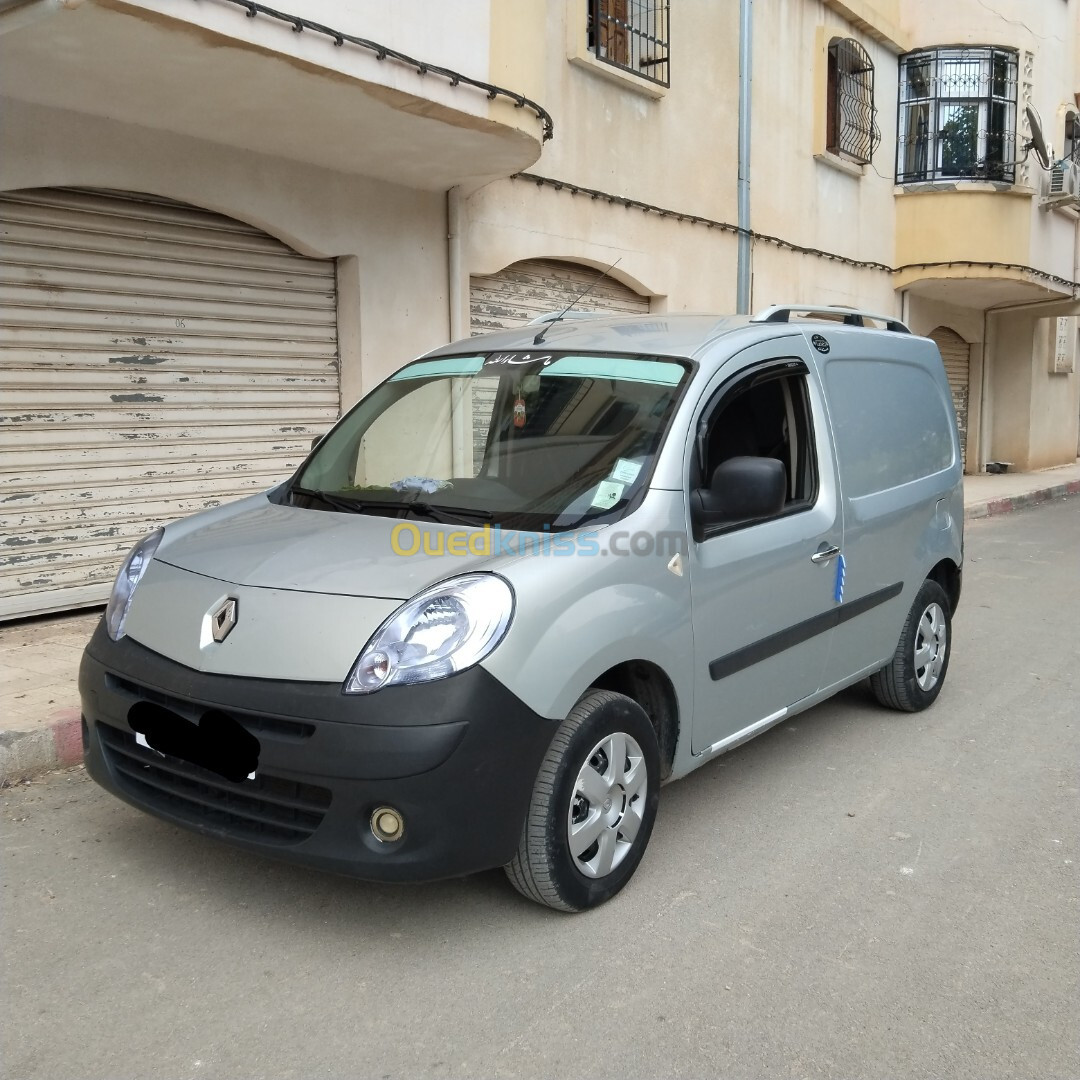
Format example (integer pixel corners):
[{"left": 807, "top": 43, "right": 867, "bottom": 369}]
[
  {"left": 291, "top": 486, "right": 493, "bottom": 525},
  {"left": 406, "top": 501, "right": 494, "bottom": 525},
  {"left": 290, "top": 486, "right": 373, "bottom": 513}
]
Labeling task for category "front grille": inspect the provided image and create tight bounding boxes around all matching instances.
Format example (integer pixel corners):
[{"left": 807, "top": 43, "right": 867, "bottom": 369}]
[
  {"left": 98, "top": 723, "right": 331, "bottom": 845},
  {"left": 105, "top": 674, "right": 315, "bottom": 741}
]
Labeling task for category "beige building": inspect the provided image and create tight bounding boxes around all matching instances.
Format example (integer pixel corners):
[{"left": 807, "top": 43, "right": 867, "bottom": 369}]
[{"left": 1, "top": 0, "right": 1078, "bottom": 618}]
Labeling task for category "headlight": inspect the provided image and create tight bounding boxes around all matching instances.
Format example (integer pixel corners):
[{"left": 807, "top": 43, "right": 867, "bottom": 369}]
[
  {"left": 105, "top": 529, "right": 163, "bottom": 641},
  {"left": 344, "top": 574, "right": 514, "bottom": 694}
]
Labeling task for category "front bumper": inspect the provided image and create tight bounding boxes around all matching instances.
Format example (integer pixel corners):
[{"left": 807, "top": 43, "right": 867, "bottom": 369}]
[{"left": 80, "top": 622, "right": 558, "bottom": 882}]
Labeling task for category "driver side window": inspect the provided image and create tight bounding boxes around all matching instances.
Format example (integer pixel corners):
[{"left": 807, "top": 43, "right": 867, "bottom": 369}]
[{"left": 696, "top": 366, "right": 818, "bottom": 534}]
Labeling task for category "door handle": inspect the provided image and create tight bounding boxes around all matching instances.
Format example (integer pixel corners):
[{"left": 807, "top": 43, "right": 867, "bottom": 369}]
[{"left": 811, "top": 544, "right": 841, "bottom": 564}]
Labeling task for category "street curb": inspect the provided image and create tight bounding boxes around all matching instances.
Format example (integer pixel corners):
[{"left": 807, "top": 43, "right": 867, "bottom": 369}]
[
  {"left": 0, "top": 708, "right": 82, "bottom": 786},
  {"left": 964, "top": 479, "right": 1080, "bottom": 520}
]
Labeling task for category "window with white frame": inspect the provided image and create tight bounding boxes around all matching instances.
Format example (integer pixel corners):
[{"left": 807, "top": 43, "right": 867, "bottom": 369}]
[
  {"left": 897, "top": 47, "right": 1018, "bottom": 183},
  {"left": 586, "top": 0, "right": 670, "bottom": 87},
  {"left": 827, "top": 37, "right": 878, "bottom": 165}
]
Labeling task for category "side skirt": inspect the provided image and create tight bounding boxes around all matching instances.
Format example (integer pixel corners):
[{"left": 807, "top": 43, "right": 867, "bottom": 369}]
[{"left": 667, "top": 655, "right": 892, "bottom": 782}]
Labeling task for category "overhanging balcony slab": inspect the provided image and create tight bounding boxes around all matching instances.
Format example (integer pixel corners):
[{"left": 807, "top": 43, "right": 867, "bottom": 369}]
[
  {"left": 896, "top": 271, "right": 1073, "bottom": 309},
  {"left": 0, "top": 0, "right": 546, "bottom": 191}
]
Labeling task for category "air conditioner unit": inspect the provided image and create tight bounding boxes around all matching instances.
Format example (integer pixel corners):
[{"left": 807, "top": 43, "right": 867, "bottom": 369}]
[{"left": 1041, "top": 161, "right": 1080, "bottom": 208}]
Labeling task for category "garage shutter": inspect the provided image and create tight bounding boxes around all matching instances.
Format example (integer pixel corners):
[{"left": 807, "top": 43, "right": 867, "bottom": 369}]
[
  {"left": 470, "top": 258, "right": 650, "bottom": 335},
  {"left": 929, "top": 327, "right": 970, "bottom": 472},
  {"left": 0, "top": 188, "right": 339, "bottom": 620}
]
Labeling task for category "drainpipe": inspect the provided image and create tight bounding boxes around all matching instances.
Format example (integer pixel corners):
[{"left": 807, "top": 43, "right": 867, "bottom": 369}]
[
  {"left": 447, "top": 186, "right": 467, "bottom": 342},
  {"left": 736, "top": 0, "right": 753, "bottom": 314},
  {"left": 447, "top": 186, "right": 468, "bottom": 474},
  {"left": 979, "top": 306, "right": 992, "bottom": 472}
]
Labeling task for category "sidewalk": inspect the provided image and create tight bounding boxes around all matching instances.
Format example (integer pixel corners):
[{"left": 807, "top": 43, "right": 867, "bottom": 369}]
[{"left": 2, "top": 460, "right": 1079, "bottom": 784}]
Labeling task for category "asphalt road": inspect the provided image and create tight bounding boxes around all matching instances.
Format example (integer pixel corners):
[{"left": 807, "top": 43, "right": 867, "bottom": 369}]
[{"left": 3, "top": 498, "right": 1078, "bottom": 1080}]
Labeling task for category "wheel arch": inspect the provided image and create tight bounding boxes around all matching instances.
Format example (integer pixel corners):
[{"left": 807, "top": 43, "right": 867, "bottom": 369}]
[
  {"left": 587, "top": 659, "right": 680, "bottom": 781},
  {"left": 927, "top": 557, "right": 962, "bottom": 613}
]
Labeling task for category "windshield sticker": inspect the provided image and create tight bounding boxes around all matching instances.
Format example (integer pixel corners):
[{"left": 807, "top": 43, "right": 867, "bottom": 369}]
[
  {"left": 590, "top": 480, "right": 625, "bottom": 509},
  {"left": 609, "top": 458, "right": 642, "bottom": 485},
  {"left": 484, "top": 352, "right": 554, "bottom": 368}
]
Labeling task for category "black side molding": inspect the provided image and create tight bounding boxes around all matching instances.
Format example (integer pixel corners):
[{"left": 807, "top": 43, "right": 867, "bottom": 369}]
[{"left": 709, "top": 581, "right": 904, "bottom": 682}]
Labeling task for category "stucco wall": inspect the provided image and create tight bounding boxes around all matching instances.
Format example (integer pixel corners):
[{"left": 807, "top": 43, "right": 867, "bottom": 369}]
[
  {"left": 465, "top": 0, "right": 899, "bottom": 317},
  {"left": 990, "top": 314, "right": 1080, "bottom": 470},
  {"left": 0, "top": 98, "right": 451, "bottom": 409},
  {"left": 754, "top": 2, "right": 898, "bottom": 272},
  {"left": 988, "top": 315, "right": 1036, "bottom": 468},
  {"left": 1028, "top": 318, "right": 1080, "bottom": 468},
  {"left": 984, "top": 308, "right": 1075, "bottom": 468}
]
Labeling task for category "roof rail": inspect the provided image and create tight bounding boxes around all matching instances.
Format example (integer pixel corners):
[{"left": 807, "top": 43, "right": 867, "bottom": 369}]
[{"left": 751, "top": 304, "right": 911, "bottom": 334}]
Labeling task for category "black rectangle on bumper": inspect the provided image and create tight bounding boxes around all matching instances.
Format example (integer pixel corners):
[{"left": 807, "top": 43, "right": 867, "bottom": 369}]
[{"left": 80, "top": 624, "right": 557, "bottom": 882}]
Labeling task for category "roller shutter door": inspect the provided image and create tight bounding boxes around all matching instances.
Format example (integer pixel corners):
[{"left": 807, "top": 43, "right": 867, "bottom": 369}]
[
  {"left": 470, "top": 258, "right": 650, "bottom": 335},
  {"left": 929, "top": 327, "right": 970, "bottom": 471},
  {"left": 0, "top": 188, "right": 339, "bottom": 620}
]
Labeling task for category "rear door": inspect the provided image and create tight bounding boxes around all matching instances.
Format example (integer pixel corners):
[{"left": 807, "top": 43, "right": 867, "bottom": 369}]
[{"left": 817, "top": 342, "right": 959, "bottom": 688}]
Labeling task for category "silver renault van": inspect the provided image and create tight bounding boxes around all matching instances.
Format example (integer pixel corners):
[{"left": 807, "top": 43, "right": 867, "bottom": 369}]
[{"left": 80, "top": 304, "right": 963, "bottom": 911}]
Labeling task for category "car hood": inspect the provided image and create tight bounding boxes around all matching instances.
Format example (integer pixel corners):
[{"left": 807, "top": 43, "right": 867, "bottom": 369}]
[{"left": 155, "top": 494, "right": 501, "bottom": 601}]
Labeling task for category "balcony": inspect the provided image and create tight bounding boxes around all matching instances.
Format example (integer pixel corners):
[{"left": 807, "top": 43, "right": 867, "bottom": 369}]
[
  {"left": 0, "top": 0, "right": 550, "bottom": 190},
  {"left": 894, "top": 185, "right": 1076, "bottom": 306}
]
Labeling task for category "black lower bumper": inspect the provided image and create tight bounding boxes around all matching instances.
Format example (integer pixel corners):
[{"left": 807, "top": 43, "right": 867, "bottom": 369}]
[{"left": 79, "top": 623, "right": 558, "bottom": 882}]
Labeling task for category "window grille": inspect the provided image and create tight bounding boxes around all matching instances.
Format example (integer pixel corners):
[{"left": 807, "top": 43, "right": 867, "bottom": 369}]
[
  {"left": 827, "top": 38, "right": 879, "bottom": 165},
  {"left": 587, "top": 0, "right": 670, "bottom": 87},
  {"left": 897, "top": 47, "right": 1018, "bottom": 183}
]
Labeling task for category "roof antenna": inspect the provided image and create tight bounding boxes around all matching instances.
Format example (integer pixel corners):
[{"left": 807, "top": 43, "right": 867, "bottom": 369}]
[{"left": 533, "top": 258, "right": 623, "bottom": 346}]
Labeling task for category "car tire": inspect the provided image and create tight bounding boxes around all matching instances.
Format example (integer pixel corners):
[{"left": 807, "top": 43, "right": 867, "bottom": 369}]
[
  {"left": 869, "top": 578, "right": 952, "bottom": 712},
  {"left": 505, "top": 689, "right": 660, "bottom": 912}
]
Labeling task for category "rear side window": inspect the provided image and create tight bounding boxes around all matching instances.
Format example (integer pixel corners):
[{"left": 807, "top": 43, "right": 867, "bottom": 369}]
[{"left": 824, "top": 359, "right": 954, "bottom": 497}]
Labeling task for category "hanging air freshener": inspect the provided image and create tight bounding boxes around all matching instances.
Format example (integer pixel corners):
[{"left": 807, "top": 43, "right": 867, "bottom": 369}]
[{"left": 513, "top": 395, "right": 526, "bottom": 428}]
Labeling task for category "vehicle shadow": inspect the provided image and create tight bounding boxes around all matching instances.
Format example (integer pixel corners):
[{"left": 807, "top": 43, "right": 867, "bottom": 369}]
[{"left": 96, "top": 678, "right": 900, "bottom": 940}]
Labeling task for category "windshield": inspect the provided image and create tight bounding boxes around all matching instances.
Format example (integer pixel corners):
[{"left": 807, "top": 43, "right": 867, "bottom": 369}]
[{"left": 288, "top": 351, "right": 690, "bottom": 530}]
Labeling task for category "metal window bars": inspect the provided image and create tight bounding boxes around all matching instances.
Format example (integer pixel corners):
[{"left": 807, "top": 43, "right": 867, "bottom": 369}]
[
  {"left": 828, "top": 38, "right": 879, "bottom": 166},
  {"left": 896, "top": 47, "right": 1018, "bottom": 183},
  {"left": 588, "top": 0, "right": 670, "bottom": 87}
]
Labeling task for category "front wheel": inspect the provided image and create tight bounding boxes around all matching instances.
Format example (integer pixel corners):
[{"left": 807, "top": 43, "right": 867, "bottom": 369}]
[
  {"left": 505, "top": 689, "right": 660, "bottom": 912},
  {"left": 869, "top": 578, "right": 952, "bottom": 712}
]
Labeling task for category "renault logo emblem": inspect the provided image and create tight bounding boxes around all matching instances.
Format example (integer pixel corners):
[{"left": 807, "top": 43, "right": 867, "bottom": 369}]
[{"left": 210, "top": 598, "right": 238, "bottom": 643}]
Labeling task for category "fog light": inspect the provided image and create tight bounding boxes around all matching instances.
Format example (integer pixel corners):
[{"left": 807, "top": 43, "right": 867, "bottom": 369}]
[{"left": 370, "top": 805, "right": 405, "bottom": 843}]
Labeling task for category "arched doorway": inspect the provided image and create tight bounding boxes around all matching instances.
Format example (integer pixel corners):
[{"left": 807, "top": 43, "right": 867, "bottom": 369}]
[
  {"left": 929, "top": 326, "right": 971, "bottom": 471},
  {"left": 469, "top": 257, "right": 650, "bottom": 335},
  {"left": 0, "top": 187, "right": 340, "bottom": 618}
]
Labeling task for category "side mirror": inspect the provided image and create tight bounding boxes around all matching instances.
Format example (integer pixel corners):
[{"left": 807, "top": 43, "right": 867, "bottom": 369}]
[
  {"left": 310, "top": 434, "right": 324, "bottom": 451},
  {"left": 691, "top": 456, "right": 787, "bottom": 531}
]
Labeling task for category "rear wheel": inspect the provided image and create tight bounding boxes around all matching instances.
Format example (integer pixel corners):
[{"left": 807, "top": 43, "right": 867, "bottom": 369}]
[
  {"left": 505, "top": 689, "right": 660, "bottom": 912},
  {"left": 870, "top": 579, "right": 952, "bottom": 712}
]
